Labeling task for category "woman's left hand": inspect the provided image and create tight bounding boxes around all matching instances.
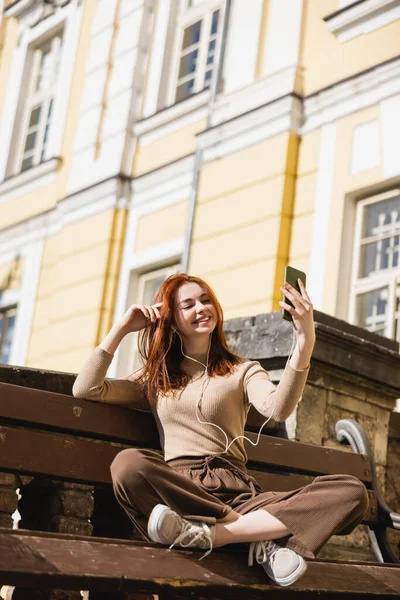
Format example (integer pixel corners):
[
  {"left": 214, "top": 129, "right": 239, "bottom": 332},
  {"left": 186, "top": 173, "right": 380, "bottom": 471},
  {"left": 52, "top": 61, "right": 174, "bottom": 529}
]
[{"left": 279, "top": 279, "right": 315, "bottom": 350}]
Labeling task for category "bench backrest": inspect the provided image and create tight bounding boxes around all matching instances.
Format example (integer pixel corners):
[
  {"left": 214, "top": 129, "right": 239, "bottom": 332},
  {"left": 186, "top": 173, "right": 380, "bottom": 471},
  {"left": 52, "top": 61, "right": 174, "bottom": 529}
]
[{"left": 0, "top": 382, "right": 377, "bottom": 524}]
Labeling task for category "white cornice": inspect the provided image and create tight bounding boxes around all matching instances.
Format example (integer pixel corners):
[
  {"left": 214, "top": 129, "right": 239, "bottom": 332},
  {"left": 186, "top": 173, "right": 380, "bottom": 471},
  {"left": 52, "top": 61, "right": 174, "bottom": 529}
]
[
  {"left": 5, "top": 0, "right": 75, "bottom": 28},
  {"left": 198, "top": 94, "right": 303, "bottom": 162},
  {"left": 134, "top": 89, "right": 210, "bottom": 140},
  {"left": 302, "top": 56, "right": 400, "bottom": 133},
  {"left": 324, "top": 0, "right": 400, "bottom": 42},
  {"left": 5, "top": 0, "right": 36, "bottom": 19},
  {"left": 0, "top": 175, "right": 125, "bottom": 255},
  {"left": 211, "top": 66, "right": 301, "bottom": 127},
  {"left": 0, "top": 158, "right": 61, "bottom": 203},
  {"left": 132, "top": 154, "right": 195, "bottom": 199}
]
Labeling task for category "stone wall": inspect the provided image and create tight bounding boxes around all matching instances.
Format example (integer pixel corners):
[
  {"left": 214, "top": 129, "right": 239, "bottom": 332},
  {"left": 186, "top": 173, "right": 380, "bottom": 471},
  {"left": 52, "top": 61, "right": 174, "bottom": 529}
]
[{"left": 224, "top": 309, "right": 400, "bottom": 561}]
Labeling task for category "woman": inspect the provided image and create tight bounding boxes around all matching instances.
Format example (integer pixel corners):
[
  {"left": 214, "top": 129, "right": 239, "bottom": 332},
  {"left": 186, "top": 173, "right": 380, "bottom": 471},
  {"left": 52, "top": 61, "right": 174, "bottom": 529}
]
[{"left": 73, "top": 273, "right": 368, "bottom": 588}]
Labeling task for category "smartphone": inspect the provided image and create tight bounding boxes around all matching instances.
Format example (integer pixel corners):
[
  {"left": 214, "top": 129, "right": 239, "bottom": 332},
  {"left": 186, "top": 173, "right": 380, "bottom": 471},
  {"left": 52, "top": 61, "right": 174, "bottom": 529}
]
[{"left": 281, "top": 266, "right": 307, "bottom": 322}]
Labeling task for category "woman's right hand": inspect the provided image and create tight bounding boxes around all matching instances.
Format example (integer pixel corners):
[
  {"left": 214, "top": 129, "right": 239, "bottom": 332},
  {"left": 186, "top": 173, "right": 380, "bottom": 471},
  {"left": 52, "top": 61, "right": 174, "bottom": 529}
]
[{"left": 118, "top": 302, "right": 163, "bottom": 333}]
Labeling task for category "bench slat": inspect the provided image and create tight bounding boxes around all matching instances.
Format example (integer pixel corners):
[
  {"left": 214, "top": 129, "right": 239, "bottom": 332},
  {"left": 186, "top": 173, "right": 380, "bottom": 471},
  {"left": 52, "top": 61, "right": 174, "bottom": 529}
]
[
  {"left": 0, "top": 382, "right": 160, "bottom": 446},
  {"left": 0, "top": 425, "right": 379, "bottom": 525},
  {"left": 245, "top": 432, "right": 372, "bottom": 482},
  {"left": 0, "top": 382, "right": 372, "bottom": 482},
  {"left": 0, "top": 529, "right": 399, "bottom": 596}
]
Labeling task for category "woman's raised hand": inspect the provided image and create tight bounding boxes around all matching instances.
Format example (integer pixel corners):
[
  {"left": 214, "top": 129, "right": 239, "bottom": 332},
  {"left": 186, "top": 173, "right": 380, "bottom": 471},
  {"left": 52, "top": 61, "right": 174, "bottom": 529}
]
[{"left": 119, "top": 302, "right": 163, "bottom": 333}]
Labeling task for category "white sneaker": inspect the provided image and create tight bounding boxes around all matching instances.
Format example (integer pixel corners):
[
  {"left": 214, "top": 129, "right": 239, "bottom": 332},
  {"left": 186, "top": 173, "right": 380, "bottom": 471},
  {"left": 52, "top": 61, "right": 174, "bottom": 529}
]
[
  {"left": 248, "top": 540, "right": 307, "bottom": 587},
  {"left": 147, "top": 504, "right": 215, "bottom": 560}
]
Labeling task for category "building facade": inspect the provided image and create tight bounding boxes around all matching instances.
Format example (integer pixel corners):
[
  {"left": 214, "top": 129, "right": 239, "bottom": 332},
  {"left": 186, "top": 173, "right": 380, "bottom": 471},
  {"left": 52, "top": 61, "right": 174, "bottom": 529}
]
[{"left": 0, "top": 0, "right": 399, "bottom": 376}]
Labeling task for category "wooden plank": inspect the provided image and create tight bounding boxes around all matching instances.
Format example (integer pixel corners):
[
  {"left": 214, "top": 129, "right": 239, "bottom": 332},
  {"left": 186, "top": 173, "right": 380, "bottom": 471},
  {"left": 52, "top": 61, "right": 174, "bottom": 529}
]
[
  {"left": 0, "top": 425, "right": 378, "bottom": 525},
  {"left": 0, "top": 383, "right": 372, "bottom": 481},
  {"left": 0, "top": 529, "right": 399, "bottom": 596},
  {"left": 0, "top": 424, "right": 123, "bottom": 484},
  {"left": 0, "top": 382, "right": 160, "bottom": 447},
  {"left": 245, "top": 432, "right": 372, "bottom": 482}
]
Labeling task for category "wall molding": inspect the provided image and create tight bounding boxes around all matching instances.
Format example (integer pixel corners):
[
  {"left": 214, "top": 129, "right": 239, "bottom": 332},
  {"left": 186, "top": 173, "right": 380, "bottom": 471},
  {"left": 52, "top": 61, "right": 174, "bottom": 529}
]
[
  {"left": 324, "top": 0, "right": 400, "bottom": 42},
  {"left": 0, "top": 157, "right": 61, "bottom": 204}
]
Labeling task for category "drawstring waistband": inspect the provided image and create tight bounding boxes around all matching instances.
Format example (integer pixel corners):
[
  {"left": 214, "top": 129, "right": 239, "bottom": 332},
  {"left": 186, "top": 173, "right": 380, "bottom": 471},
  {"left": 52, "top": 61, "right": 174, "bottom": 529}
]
[{"left": 168, "top": 454, "right": 258, "bottom": 495}]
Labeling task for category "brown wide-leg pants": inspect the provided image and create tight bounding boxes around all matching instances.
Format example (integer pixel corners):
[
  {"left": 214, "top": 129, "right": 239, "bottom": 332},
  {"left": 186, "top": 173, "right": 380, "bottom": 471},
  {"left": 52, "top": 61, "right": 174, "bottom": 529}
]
[{"left": 110, "top": 448, "right": 369, "bottom": 559}]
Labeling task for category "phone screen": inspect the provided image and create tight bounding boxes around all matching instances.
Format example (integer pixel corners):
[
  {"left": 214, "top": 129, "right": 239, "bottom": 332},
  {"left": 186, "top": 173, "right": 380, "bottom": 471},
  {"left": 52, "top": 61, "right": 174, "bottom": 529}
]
[{"left": 282, "top": 266, "right": 307, "bottom": 322}]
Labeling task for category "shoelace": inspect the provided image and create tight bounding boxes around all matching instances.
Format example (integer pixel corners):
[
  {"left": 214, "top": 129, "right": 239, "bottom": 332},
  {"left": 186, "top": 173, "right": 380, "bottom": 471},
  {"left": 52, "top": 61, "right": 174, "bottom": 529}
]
[
  {"left": 169, "top": 521, "right": 214, "bottom": 560},
  {"left": 248, "top": 540, "right": 279, "bottom": 567}
]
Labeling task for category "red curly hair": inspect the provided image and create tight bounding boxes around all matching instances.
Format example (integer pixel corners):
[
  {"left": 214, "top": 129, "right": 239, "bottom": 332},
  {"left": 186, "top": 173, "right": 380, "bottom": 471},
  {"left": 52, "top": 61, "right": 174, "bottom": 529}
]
[{"left": 137, "top": 273, "right": 242, "bottom": 394}]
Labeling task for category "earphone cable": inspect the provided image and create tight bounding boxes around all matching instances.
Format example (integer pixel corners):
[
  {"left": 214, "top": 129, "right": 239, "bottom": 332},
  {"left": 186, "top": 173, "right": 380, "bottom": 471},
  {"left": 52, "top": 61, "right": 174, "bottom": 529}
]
[{"left": 176, "top": 325, "right": 297, "bottom": 456}]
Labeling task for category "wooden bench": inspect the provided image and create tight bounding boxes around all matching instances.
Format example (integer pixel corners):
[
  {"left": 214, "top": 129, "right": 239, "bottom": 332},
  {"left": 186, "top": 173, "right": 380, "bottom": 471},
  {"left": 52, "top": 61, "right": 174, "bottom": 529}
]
[{"left": 0, "top": 380, "right": 399, "bottom": 598}]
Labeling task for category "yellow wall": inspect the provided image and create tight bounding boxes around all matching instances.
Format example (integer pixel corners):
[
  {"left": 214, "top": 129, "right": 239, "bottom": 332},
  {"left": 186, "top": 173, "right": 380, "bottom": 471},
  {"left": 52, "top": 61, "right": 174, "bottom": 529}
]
[
  {"left": 133, "top": 118, "right": 206, "bottom": 176},
  {"left": 135, "top": 200, "right": 189, "bottom": 251},
  {"left": 289, "top": 129, "right": 320, "bottom": 275},
  {"left": 190, "top": 132, "right": 299, "bottom": 319},
  {"left": 27, "top": 208, "right": 126, "bottom": 372},
  {"left": 303, "top": 0, "right": 400, "bottom": 95}
]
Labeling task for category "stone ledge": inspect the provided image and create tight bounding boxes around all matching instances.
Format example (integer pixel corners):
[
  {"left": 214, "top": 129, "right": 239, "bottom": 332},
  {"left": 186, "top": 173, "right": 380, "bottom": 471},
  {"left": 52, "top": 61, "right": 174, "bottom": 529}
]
[{"left": 0, "top": 310, "right": 399, "bottom": 396}]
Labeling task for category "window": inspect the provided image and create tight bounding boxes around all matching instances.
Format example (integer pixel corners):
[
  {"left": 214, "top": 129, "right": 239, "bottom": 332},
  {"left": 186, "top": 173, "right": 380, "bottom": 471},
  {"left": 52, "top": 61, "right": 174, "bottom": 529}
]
[
  {"left": 173, "top": 1, "right": 222, "bottom": 103},
  {"left": 16, "top": 33, "right": 63, "bottom": 173},
  {"left": 132, "top": 265, "right": 181, "bottom": 369},
  {"left": 0, "top": 306, "right": 17, "bottom": 364},
  {"left": 351, "top": 192, "right": 400, "bottom": 340}
]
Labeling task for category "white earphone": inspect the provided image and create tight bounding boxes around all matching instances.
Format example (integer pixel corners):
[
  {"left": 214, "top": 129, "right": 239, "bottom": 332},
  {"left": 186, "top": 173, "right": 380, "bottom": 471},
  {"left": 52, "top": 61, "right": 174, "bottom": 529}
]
[{"left": 173, "top": 325, "right": 297, "bottom": 456}]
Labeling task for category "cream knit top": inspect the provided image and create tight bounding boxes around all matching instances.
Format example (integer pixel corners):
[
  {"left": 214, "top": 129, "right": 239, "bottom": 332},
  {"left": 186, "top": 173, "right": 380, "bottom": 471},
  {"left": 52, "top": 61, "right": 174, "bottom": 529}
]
[{"left": 72, "top": 347, "right": 310, "bottom": 464}]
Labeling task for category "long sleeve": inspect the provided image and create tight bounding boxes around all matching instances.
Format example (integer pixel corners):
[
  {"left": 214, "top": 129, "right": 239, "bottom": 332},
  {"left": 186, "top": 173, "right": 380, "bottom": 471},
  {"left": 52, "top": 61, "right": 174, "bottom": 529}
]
[
  {"left": 243, "top": 360, "right": 309, "bottom": 422},
  {"left": 72, "top": 346, "right": 149, "bottom": 409}
]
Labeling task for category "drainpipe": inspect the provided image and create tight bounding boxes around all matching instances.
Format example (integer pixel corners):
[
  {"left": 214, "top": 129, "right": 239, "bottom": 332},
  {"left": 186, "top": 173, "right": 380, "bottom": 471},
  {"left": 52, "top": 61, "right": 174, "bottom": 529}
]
[{"left": 181, "top": 0, "right": 232, "bottom": 273}]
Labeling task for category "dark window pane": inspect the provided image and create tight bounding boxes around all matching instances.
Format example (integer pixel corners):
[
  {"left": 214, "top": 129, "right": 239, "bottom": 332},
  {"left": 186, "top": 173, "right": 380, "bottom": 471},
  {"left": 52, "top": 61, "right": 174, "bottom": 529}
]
[
  {"left": 207, "top": 39, "right": 216, "bottom": 65},
  {"left": 24, "top": 131, "right": 37, "bottom": 153},
  {"left": 43, "top": 124, "right": 50, "bottom": 148},
  {"left": 21, "top": 156, "right": 34, "bottom": 172},
  {"left": 0, "top": 311, "right": 16, "bottom": 365},
  {"left": 29, "top": 106, "right": 42, "bottom": 127},
  {"left": 179, "top": 49, "right": 198, "bottom": 78},
  {"left": 175, "top": 79, "right": 195, "bottom": 102},
  {"left": 357, "top": 287, "right": 388, "bottom": 334},
  {"left": 211, "top": 10, "right": 220, "bottom": 35},
  {"left": 182, "top": 21, "right": 201, "bottom": 49},
  {"left": 47, "top": 98, "right": 53, "bottom": 119},
  {"left": 204, "top": 69, "right": 213, "bottom": 84},
  {"left": 364, "top": 197, "right": 400, "bottom": 237}
]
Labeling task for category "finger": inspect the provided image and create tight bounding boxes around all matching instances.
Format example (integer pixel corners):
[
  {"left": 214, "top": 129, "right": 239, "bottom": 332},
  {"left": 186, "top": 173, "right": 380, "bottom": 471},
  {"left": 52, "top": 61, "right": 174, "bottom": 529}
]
[
  {"left": 140, "top": 306, "right": 151, "bottom": 321},
  {"left": 280, "top": 286, "right": 304, "bottom": 310},
  {"left": 281, "top": 284, "right": 310, "bottom": 311},
  {"left": 152, "top": 305, "right": 161, "bottom": 319},
  {"left": 297, "top": 278, "right": 311, "bottom": 302},
  {"left": 279, "top": 300, "right": 295, "bottom": 315},
  {"left": 146, "top": 305, "right": 157, "bottom": 322}
]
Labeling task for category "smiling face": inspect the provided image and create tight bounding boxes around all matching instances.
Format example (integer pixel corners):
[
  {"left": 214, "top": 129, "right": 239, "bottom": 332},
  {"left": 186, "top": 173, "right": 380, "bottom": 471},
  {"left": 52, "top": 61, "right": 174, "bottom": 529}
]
[{"left": 172, "top": 281, "right": 218, "bottom": 340}]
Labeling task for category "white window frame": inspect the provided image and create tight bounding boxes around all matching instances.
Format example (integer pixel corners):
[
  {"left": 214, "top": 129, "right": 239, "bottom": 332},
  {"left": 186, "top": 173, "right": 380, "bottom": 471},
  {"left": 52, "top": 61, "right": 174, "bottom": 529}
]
[
  {"left": 349, "top": 189, "right": 400, "bottom": 340},
  {"left": 130, "top": 264, "right": 181, "bottom": 370},
  {"left": 13, "top": 32, "right": 63, "bottom": 174},
  {"left": 167, "top": 0, "right": 223, "bottom": 106},
  {"left": 0, "top": 0, "right": 83, "bottom": 189}
]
